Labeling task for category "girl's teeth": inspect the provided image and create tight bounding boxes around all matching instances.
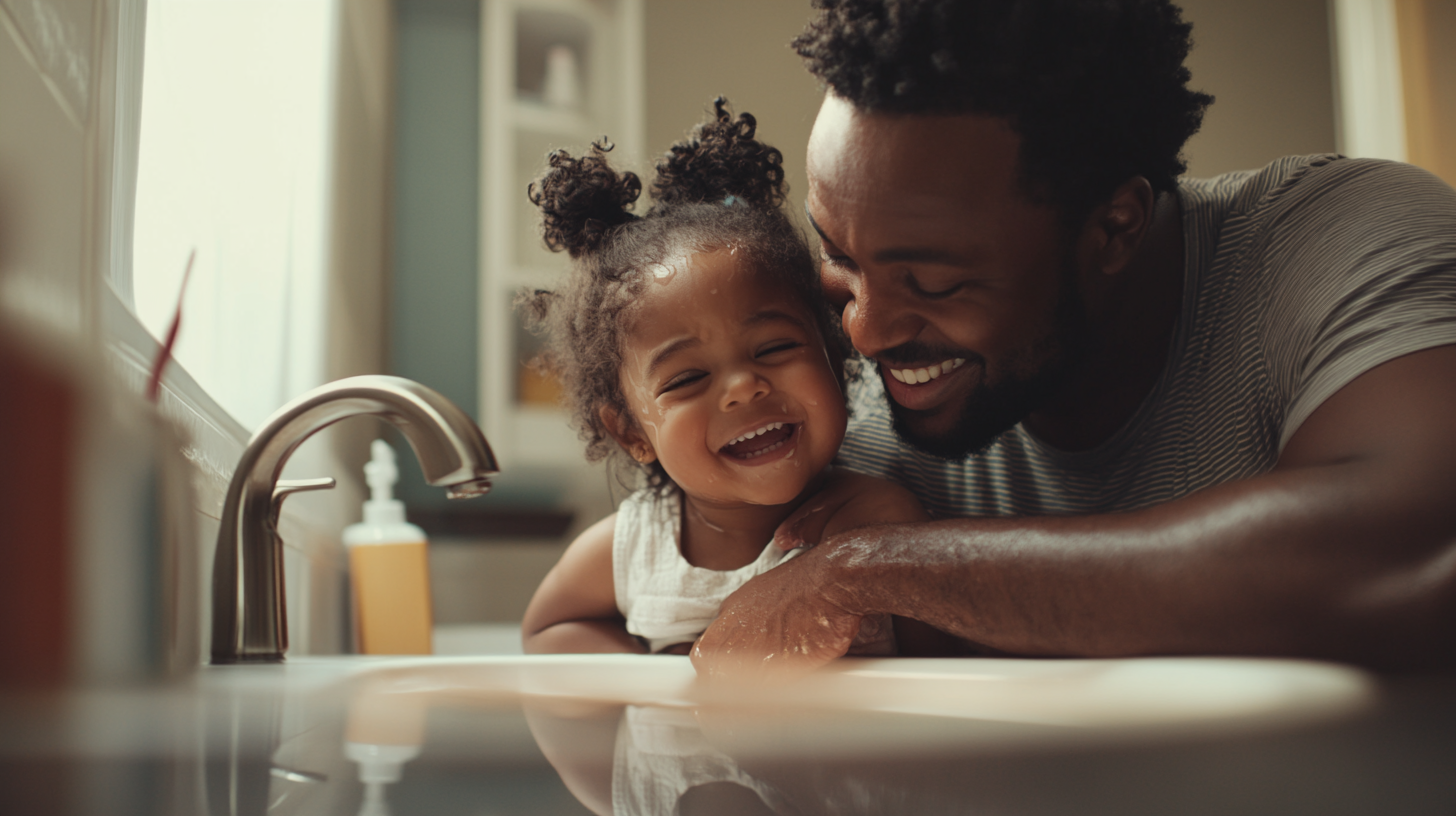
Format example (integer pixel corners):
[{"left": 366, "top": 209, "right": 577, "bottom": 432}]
[
  {"left": 740, "top": 438, "right": 787, "bottom": 459},
  {"left": 889, "top": 358, "right": 966, "bottom": 384},
  {"left": 728, "top": 421, "right": 784, "bottom": 446}
]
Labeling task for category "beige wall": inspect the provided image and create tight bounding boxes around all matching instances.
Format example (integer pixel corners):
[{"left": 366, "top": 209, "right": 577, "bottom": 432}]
[
  {"left": 1397, "top": 0, "right": 1456, "bottom": 187},
  {"left": 1178, "top": 0, "right": 1337, "bottom": 178},
  {"left": 644, "top": 0, "right": 823, "bottom": 232},
  {"left": 644, "top": 0, "right": 1339, "bottom": 200}
]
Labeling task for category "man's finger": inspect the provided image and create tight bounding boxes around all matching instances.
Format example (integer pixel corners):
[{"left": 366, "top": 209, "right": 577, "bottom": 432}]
[{"left": 772, "top": 500, "right": 831, "bottom": 550}]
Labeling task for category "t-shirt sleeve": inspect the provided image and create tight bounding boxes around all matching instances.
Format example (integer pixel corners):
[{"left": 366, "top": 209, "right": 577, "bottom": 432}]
[{"left": 1256, "top": 158, "right": 1456, "bottom": 449}]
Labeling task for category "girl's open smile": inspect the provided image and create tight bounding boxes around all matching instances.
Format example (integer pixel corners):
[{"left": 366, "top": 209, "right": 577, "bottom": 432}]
[
  {"left": 613, "top": 248, "right": 847, "bottom": 508},
  {"left": 720, "top": 421, "right": 800, "bottom": 463}
]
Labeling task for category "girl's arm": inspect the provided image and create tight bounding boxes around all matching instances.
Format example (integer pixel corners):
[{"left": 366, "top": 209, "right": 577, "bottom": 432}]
[
  {"left": 522, "top": 514, "right": 647, "bottom": 654},
  {"left": 819, "top": 472, "right": 970, "bottom": 657}
]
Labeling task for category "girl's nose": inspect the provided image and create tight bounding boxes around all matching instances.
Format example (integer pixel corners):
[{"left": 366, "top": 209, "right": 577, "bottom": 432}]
[{"left": 720, "top": 369, "right": 771, "bottom": 410}]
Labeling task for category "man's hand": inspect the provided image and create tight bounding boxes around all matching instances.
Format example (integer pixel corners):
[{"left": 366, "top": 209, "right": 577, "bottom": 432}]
[
  {"left": 690, "top": 544, "right": 864, "bottom": 684},
  {"left": 695, "top": 471, "right": 932, "bottom": 682}
]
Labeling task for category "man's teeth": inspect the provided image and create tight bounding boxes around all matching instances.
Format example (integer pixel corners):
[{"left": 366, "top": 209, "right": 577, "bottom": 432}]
[
  {"left": 888, "top": 358, "right": 966, "bottom": 384},
  {"left": 727, "top": 422, "right": 784, "bottom": 446}
]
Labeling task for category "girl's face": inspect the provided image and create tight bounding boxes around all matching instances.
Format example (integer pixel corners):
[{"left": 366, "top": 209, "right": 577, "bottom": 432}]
[{"left": 612, "top": 247, "right": 848, "bottom": 508}]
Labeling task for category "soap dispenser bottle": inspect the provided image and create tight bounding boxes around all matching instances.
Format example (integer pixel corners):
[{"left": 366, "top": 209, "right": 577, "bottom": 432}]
[{"left": 343, "top": 440, "right": 433, "bottom": 654}]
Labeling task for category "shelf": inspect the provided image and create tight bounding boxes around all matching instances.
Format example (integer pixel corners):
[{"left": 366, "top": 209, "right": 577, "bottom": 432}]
[
  {"left": 512, "top": 99, "right": 589, "bottom": 137},
  {"left": 514, "top": 4, "right": 595, "bottom": 105},
  {"left": 480, "top": 0, "right": 642, "bottom": 470},
  {"left": 409, "top": 507, "right": 574, "bottom": 539}
]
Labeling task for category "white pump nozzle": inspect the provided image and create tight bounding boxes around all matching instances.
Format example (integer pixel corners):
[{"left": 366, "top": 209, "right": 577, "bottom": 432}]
[
  {"left": 361, "top": 440, "right": 406, "bottom": 526},
  {"left": 365, "top": 439, "right": 398, "bottom": 503}
]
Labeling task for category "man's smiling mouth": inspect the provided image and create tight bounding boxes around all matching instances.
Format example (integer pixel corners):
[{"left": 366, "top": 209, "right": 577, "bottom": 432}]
[
  {"left": 721, "top": 422, "right": 797, "bottom": 459},
  {"left": 886, "top": 358, "right": 967, "bottom": 384}
]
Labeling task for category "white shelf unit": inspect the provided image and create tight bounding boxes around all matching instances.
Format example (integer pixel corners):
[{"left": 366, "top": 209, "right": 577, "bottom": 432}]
[{"left": 478, "top": 0, "right": 644, "bottom": 469}]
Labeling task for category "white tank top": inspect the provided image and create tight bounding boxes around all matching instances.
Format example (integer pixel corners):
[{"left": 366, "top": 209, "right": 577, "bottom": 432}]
[
  {"left": 612, "top": 485, "right": 896, "bottom": 655},
  {"left": 613, "top": 486, "right": 800, "bottom": 653}
]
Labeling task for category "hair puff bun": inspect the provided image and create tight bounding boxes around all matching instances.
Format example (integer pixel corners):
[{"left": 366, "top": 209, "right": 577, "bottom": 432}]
[
  {"left": 650, "top": 97, "right": 787, "bottom": 212},
  {"left": 528, "top": 140, "right": 643, "bottom": 258}
]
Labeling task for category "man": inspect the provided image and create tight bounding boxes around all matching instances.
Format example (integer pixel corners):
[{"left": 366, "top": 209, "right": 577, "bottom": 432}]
[{"left": 692, "top": 0, "right": 1456, "bottom": 678}]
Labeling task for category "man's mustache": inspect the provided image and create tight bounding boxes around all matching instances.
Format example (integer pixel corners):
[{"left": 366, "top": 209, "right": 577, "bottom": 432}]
[{"left": 872, "top": 342, "right": 983, "bottom": 368}]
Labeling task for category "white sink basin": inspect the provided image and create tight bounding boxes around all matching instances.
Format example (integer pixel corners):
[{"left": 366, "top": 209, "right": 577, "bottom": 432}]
[
  {"left": 207, "top": 651, "right": 1374, "bottom": 756},
  {"left": 0, "top": 651, "right": 1391, "bottom": 815}
]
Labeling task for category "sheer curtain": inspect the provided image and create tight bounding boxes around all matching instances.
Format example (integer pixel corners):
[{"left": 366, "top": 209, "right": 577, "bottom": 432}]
[{"left": 131, "top": 0, "right": 339, "bottom": 431}]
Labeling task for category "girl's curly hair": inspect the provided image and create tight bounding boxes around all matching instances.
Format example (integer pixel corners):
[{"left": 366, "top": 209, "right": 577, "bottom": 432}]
[{"left": 522, "top": 98, "right": 848, "bottom": 486}]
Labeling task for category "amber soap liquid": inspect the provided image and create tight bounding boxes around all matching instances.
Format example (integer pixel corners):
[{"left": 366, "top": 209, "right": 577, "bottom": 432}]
[
  {"left": 349, "top": 540, "right": 433, "bottom": 654},
  {"left": 343, "top": 440, "right": 435, "bottom": 655}
]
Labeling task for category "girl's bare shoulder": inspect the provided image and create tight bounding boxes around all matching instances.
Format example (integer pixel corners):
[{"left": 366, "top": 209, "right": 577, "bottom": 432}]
[{"left": 820, "top": 469, "right": 929, "bottom": 536}]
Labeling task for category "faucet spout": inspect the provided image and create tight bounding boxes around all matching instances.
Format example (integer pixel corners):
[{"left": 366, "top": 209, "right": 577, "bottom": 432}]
[{"left": 210, "top": 375, "right": 497, "bottom": 664}]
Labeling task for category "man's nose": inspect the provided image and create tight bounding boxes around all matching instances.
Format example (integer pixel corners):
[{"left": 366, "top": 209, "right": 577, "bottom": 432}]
[
  {"left": 720, "top": 368, "right": 771, "bottom": 410},
  {"left": 837, "top": 274, "right": 923, "bottom": 357}
]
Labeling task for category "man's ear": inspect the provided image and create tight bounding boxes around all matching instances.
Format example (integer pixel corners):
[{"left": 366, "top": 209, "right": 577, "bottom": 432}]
[
  {"left": 599, "top": 405, "right": 657, "bottom": 464},
  {"left": 1076, "top": 176, "right": 1155, "bottom": 279}
]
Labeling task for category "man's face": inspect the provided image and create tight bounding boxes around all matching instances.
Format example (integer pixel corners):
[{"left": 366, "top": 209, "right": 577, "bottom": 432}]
[{"left": 805, "top": 94, "right": 1089, "bottom": 459}]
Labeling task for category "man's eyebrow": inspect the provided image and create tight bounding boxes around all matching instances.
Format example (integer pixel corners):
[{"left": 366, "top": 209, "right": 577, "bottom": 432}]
[
  {"left": 805, "top": 204, "right": 828, "bottom": 240},
  {"left": 646, "top": 337, "right": 700, "bottom": 378},
  {"left": 873, "top": 246, "right": 975, "bottom": 266},
  {"left": 805, "top": 204, "right": 974, "bottom": 267}
]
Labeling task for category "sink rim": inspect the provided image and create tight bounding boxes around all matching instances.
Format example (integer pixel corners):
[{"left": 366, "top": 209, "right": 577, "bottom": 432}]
[{"left": 200, "top": 653, "right": 1377, "bottom": 735}]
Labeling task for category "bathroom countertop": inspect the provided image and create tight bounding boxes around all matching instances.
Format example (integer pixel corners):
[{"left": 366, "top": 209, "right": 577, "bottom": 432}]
[{"left": 0, "top": 653, "right": 1453, "bottom": 816}]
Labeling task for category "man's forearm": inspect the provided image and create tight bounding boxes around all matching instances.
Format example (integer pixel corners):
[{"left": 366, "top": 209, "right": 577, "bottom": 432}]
[{"left": 825, "top": 463, "right": 1456, "bottom": 668}]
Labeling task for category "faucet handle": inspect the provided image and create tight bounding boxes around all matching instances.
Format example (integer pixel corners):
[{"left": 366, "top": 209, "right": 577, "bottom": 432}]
[{"left": 272, "top": 478, "right": 337, "bottom": 517}]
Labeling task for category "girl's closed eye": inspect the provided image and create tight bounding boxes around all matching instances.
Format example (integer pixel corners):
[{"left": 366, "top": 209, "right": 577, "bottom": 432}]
[
  {"left": 756, "top": 339, "right": 803, "bottom": 357},
  {"left": 659, "top": 370, "right": 706, "bottom": 395}
]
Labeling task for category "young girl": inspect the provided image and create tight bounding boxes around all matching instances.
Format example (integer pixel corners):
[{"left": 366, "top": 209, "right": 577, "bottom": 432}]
[{"left": 520, "top": 99, "right": 935, "bottom": 657}]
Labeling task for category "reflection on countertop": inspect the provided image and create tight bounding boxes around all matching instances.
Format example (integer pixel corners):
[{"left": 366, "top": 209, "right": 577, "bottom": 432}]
[{"left": 1, "top": 653, "right": 1454, "bottom": 816}]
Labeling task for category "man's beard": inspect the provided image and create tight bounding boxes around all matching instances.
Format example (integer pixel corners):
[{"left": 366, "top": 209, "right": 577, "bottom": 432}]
[{"left": 884, "top": 267, "right": 1090, "bottom": 461}]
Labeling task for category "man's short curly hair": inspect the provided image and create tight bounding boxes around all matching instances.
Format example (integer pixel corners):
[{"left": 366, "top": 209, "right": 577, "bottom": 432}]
[{"left": 793, "top": 0, "right": 1214, "bottom": 224}]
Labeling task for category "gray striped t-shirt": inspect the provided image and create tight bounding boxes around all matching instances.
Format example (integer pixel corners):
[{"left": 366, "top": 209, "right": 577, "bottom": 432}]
[{"left": 837, "top": 155, "right": 1456, "bottom": 519}]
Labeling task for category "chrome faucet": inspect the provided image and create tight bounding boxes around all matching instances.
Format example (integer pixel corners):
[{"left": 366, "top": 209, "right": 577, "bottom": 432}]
[{"left": 210, "top": 375, "right": 498, "bottom": 664}]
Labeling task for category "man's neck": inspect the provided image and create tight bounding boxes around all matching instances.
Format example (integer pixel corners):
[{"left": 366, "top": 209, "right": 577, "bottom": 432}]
[{"left": 1023, "top": 190, "right": 1186, "bottom": 452}]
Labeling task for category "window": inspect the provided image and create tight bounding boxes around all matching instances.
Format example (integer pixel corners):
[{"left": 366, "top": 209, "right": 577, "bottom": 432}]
[{"left": 130, "top": 0, "right": 339, "bottom": 430}]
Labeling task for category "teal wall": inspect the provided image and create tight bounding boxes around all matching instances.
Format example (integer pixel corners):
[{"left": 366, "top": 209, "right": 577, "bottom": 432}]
[{"left": 390, "top": 0, "right": 481, "bottom": 508}]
